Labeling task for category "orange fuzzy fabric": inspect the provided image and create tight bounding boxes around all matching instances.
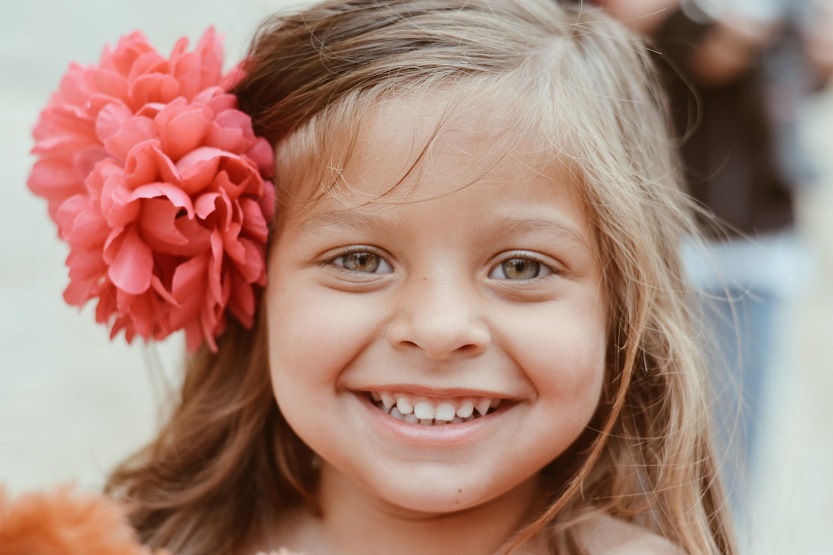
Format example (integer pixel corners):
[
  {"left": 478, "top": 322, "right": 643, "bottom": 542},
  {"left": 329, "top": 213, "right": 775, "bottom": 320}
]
[
  {"left": 0, "top": 486, "right": 303, "bottom": 555},
  {"left": 0, "top": 486, "right": 164, "bottom": 555}
]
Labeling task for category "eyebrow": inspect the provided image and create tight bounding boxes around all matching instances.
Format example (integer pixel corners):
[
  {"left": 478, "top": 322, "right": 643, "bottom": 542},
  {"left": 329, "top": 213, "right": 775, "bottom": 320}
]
[
  {"left": 292, "top": 209, "right": 406, "bottom": 239},
  {"left": 294, "top": 209, "right": 589, "bottom": 248},
  {"left": 482, "top": 215, "right": 591, "bottom": 249}
]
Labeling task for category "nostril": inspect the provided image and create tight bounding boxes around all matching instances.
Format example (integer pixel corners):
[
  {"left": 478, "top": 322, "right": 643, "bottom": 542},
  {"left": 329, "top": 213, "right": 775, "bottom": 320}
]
[{"left": 386, "top": 316, "right": 491, "bottom": 359}]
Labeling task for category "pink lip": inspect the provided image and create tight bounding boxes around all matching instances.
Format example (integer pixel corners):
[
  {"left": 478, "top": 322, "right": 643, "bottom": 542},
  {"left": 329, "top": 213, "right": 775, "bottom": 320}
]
[
  {"left": 353, "top": 391, "right": 512, "bottom": 446},
  {"left": 358, "top": 384, "right": 515, "bottom": 400}
]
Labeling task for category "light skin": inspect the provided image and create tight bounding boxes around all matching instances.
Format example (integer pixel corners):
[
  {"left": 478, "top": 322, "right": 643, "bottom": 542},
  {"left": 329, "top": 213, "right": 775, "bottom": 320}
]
[{"left": 264, "top": 94, "right": 609, "bottom": 554}]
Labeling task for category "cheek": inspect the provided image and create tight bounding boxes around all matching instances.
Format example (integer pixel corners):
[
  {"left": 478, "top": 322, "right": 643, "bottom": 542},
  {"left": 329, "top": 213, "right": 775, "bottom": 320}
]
[
  {"left": 264, "top": 278, "right": 388, "bottom": 455},
  {"left": 265, "top": 280, "right": 381, "bottom": 392},
  {"left": 508, "top": 301, "right": 607, "bottom": 406}
]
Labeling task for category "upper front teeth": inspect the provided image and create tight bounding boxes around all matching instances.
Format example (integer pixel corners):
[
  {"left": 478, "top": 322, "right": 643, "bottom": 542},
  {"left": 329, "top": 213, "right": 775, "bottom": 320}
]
[
  {"left": 395, "top": 396, "right": 412, "bottom": 415},
  {"left": 371, "top": 392, "right": 502, "bottom": 422},
  {"left": 380, "top": 392, "right": 396, "bottom": 410},
  {"left": 434, "top": 402, "right": 457, "bottom": 421},
  {"left": 456, "top": 400, "right": 474, "bottom": 418}
]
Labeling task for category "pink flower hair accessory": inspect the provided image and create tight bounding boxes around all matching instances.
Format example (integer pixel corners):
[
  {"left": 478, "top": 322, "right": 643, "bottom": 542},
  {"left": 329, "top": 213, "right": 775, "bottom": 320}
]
[{"left": 28, "top": 29, "right": 276, "bottom": 352}]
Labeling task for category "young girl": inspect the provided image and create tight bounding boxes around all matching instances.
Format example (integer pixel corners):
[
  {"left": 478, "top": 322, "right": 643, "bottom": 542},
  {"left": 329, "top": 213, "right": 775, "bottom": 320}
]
[{"left": 28, "top": 0, "right": 735, "bottom": 553}]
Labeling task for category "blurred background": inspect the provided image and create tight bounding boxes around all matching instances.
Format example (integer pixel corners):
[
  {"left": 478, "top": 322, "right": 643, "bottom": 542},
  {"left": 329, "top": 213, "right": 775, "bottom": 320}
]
[{"left": 1, "top": 0, "right": 831, "bottom": 553}]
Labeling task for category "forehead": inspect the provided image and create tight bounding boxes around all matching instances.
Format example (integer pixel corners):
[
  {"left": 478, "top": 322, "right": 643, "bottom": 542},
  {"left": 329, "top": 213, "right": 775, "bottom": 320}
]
[
  {"left": 282, "top": 87, "right": 581, "bottom": 210},
  {"left": 276, "top": 90, "right": 596, "bottom": 254},
  {"left": 364, "top": 93, "right": 521, "bottom": 188}
]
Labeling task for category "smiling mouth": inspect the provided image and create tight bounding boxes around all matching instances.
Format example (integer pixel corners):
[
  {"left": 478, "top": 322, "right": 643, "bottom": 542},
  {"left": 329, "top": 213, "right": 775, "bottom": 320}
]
[{"left": 368, "top": 391, "right": 503, "bottom": 426}]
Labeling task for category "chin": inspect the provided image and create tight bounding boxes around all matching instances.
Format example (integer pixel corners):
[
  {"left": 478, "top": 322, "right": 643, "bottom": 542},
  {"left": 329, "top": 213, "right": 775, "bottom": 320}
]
[{"left": 358, "top": 466, "right": 525, "bottom": 517}]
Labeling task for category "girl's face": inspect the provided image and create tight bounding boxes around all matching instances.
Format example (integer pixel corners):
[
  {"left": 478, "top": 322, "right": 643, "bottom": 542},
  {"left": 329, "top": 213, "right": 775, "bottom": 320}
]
[{"left": 266, "top": 95, "right": 607, "bottom": 519}]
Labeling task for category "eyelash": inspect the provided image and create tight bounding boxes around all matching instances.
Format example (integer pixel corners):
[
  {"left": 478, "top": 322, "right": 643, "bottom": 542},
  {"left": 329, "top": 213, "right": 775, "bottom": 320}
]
[
  {"left": 488, "top": 253, "right": 556, "bottom": 281},
  {"left": 323, "top": 247, "right": 557, "bottom": 281},
  {"left": 323, "top": 246, "right": 393, "bottom": 275}
]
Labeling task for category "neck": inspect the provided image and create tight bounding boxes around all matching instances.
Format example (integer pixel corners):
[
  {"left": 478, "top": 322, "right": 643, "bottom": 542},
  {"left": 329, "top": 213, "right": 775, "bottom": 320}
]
[{"left": 284, "top": 463, "right": 548, "bottom": 555}]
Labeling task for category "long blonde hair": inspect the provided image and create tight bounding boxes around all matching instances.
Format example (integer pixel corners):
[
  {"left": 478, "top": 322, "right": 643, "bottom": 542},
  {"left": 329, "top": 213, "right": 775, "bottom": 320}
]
[{"left": 107, "top": 1, "right": 735, "bottom": 553}]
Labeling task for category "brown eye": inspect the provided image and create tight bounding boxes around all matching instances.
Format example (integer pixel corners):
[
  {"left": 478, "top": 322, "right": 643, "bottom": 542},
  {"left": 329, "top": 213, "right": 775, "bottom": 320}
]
[
  {"left": 335, "top": 251, "right": 392, "bottom": 274},
  {"left": 490, "top": 257, "right": 551, "bottom": 280}
]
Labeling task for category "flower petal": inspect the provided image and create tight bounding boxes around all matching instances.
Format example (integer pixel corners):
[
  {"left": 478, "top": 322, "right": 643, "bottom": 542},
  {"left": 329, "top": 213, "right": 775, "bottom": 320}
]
[
  {"left": 248, "top": 138, "right": 275, "bottom": 178},
  {"left": 194, "top": 27, "right": 224, "bottom": 91},
  {"left": 157, "top": 103, "right": 210, "bottom": 161},
  {"left": 100, "top": 171, "right": 141, "bottom": 228},
  {"left": 122, "top": 140, "right": 179, "bottom": 188},
  {"left": 107, "top": 227, "right": 154, "bottom": 295},
  {"left": 138, "top": 198, "right": 191, "bottom": 252},
  {"left": 95, "top": 101, "right": 133, "bottom": 143},
  {"left": 66, "top": 207, "right": 110, "bottom": 249},
  {"left": 67, "top": 249, "right": 106, "bottom": 282},
  {"left": 130, "top": 73, "right": 180, "bottom": 109},
  {"left": 208, "top": 230, "right": 224, "bottom": 304},
  {"left": 177, "top": 147, "right": 223, "bottom": 194},
  {"left": 128, "top": 182, "right": 194, "bottom": 217},
  {"left": 170, "top": 254, "right": 208, "bottom": 328},
  {"left": 91, "top": 68, "right": 129, "bottom": 101},
  {"left": 27, "top": 159, "right": 85, "bottom": 219},
  {"left": 237, "top": 238, "right": 265, "bottom": 283},
  {"left": 64, "top": 276, "right": 98, "bottom": 306},
  {"left": 207, "top": 109, "right": 253, "bottom": 153},
  {"left": 239, "top": 198, "right": 269, "bottom": 243},
  {"left": 150, "top": 274, "right": 179, "bottom": 306},
  {"left": 193, "top": 191, "right": 220, "bottom": 221},
  {"left": 103, "top": 116, "right": 158, "bottom": 162},
  {"left": 228, "top": 272, "right": 255, "bottom": 328}
]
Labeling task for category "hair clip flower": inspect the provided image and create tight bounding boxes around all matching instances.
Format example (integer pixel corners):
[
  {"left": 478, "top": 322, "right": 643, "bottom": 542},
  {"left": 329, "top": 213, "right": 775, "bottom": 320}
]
[{"left": 27, "top": 29, "right": 275, "bottom": 352}]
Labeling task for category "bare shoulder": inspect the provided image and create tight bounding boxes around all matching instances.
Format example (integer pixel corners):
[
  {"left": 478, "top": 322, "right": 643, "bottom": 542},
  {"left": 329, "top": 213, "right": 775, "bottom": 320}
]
[{"left": 575, "top": 513, "right": 686, "bottom": 555}]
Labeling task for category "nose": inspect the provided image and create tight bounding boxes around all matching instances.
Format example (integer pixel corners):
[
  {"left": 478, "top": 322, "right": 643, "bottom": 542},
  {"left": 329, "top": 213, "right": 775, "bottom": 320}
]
[{"left": 386, "top": 274, "right": 491, "bottom": 360}]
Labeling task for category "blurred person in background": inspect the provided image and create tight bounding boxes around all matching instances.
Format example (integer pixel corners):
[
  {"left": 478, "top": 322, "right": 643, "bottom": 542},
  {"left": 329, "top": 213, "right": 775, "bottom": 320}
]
[{"left": 592, "top": 0, "right": 833, "bottom": 526}]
